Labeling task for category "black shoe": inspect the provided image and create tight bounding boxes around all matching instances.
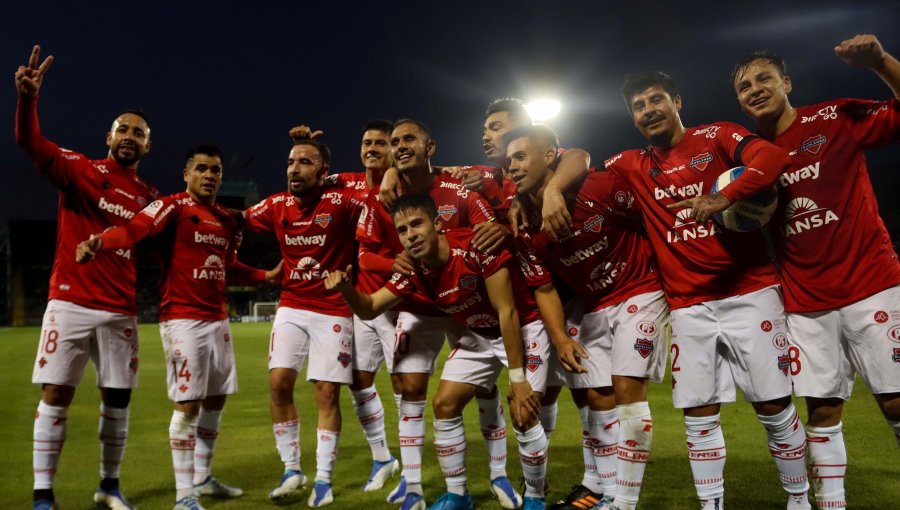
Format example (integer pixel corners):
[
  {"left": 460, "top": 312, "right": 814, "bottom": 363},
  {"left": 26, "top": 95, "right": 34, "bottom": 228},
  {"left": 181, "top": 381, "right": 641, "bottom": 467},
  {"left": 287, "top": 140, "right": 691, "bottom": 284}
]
[{"left": 548, "top": 484, "right": 602, "bottom": 510}]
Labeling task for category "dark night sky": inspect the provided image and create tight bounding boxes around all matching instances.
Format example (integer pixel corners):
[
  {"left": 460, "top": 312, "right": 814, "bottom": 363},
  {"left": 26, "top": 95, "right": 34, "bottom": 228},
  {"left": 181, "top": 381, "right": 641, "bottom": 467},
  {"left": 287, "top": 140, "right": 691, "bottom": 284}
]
[{"left": 2, "top": 1, "right": 898, "bottom": 224}]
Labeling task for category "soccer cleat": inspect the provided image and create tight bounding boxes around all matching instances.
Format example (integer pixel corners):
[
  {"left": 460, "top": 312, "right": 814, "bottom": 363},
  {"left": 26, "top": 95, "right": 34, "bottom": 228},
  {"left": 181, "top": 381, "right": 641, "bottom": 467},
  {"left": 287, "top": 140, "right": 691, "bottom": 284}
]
[
  {"left": 547, "top": 484, "right": 602, "bottom": 510},
  {"left": 193, "top": 475, "right": 243, "bottom": 498},
  {"left": 308, "top": 480, "right": 334, "bottom": 508},
  {"left": 387, "top": 476, "right": 407, "bottom": 504},
  {"left": 269, "top": 469, "right": 308, "bottom": 501},
  {"left": 363, "top": 456, "right": 400, "bottom": 492},
  {"left": 33, "top": 500, "right": 58, "bottom": 510},
  {"left": 699, "top": 498, "right": 723, "bottom": 510},
  {"left": 786, "top": 493, "right": 811, "bottom": 510},
  {"left": 490, "top": 476, "right": 524, "bottom": 509},
  {"left": 94, "top": 486, "right": 135, "bottom": 510},
  {"left": 399, "top": 492, "right": 426, "bottom": 510},
  {"left": 593, "top": 495, "right": 616, "bottom": 509},
  {"left": 426, "top": 493, "right": 473, "bottom": 510},
  {"left": 523, "top": 497, "right": 546, "bottom": 510},
  {"left": 173, "top": 494, "right": 206, "bottom": 510}
]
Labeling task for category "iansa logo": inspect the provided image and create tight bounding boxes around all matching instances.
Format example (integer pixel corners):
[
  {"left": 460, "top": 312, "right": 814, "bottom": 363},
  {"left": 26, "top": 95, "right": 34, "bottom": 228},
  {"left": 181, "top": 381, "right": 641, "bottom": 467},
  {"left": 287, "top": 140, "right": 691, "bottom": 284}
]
[{"left": 782, "top": 198, "right": 838, "bottom": 238}]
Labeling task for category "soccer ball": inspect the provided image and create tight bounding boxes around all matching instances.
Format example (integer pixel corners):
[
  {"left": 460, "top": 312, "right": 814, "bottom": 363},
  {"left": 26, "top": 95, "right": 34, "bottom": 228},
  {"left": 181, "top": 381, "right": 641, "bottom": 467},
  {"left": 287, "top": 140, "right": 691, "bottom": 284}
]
[{"left": 709, "top": 166, "right": 778, "bottom": 232}]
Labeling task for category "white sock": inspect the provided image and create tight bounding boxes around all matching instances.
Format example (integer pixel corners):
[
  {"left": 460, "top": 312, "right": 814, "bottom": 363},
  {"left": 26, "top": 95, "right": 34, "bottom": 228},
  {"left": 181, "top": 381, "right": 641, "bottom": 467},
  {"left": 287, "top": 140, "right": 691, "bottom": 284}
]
[
  {"left": 685, "top": 414, "right": 726, "bottom": 502},
  {"left": 516, "top": 423, "right": 548, "bottom": 498},
  {"left": 169, "top": 410, "right": 198, "bottom": 499},
  {"left": 589, "top": 408, "right": 619, "bottom": 497},
  {"left": 394, "top": 393, "right": 402, "bottom": 422},
  {"left": 540, "top": 401, "right": 558, "bottom": 439},
  {"left": 352, "top": 387, "right": 391, "bottom": 462},
  {"left": 193, "top": 408, "right": 222, "bottom": 485},
  {"left": 477, "top": 393, "right": 507, "bottom": 480},
  {"left": 579, "top": 405, "right": 603, "bottom": 494},
  {"left": 806, "top": 423, "right": 846, "bottom": 509},
  {"left": 98, "top": 403, "right": 128, "bottom": 480},
  {"left": 273, "top": 419, "right": 301, "bottom": 471},
  {"left": 434, "top": 416, "right": 467, "bottom": 496},
  {"left": 399, "top": 400, "right": 426, "bottom": 489},
  {"left": 315, "top": 429, "right": 340, "bottom": 483},
  {"left": 33, "top": 401, "right": 67, "bottom": 490},
  {"left": 615, "top": 402, "right": 652, "bottom": 510},
  {"left": 757, "top": 404, "right": 809, "bottom": 497},
  {"left": 888, "top": 418, "right": 900, "bottom": 449}
]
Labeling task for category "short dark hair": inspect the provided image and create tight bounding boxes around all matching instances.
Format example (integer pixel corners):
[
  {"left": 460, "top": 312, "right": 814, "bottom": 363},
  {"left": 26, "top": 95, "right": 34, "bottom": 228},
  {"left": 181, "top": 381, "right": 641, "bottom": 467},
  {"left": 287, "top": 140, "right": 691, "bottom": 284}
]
[
  {"left": 393, "top": 118, "right": 431, "bottom": 139},
  {"left": 503, "top": 124, "right": 560, "bottom": 153},
  {"left": 362, "top": 119, "right": 394, "bottom": 137},
  {"left": 485, "top": 97, "right": 532, "bottom": 124},
  {"left": 389, "top": 192, "right": 437, "bottom": 222},
  {"left": 117, "top": 108, "right": 150, "bottom": 126},
  {"left": 185, "top": 143, "right": 223, "bottom": 161},
  {"left": 731, "top": 50, "right": 787, "bottom": 84},
  {"left": 620, "top": 72, "right": 679, "bottom": 111},
  {"left": 292, "top": 138, "right": 332, "bottom": 165}
]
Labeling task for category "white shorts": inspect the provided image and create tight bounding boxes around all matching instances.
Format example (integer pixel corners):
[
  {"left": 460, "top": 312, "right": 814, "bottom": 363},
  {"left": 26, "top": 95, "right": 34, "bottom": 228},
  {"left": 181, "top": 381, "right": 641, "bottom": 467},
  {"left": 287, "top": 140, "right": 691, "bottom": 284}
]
[
  {"left": 269, "top": 307, "right": 354, "bottom": 384},
  {"left": 440, "top": 320, "right": 550, "bottom": 394},
  {"left": 392, "top": 312, "right": 462, "bottom": 374},
  {"left": 670, "top": 286, "right": 793, "bottom": 408},
  {"left": 544, "top": 299, "right": 583, "bottom": 388},
  {"left": 353, "top": 311, "right": 398, "bottom": 374},
  {"left": 32, "top": 300, "right": 139, "bottom": 389},
  {"left": 788, "top": 285, "right": 900, "bottom": 399},
  {"left": 567, "top": 291, "right": 669, "bottom": 389},
  {"left": 160, "top": 319, "right": 237, "bottom": 402}
]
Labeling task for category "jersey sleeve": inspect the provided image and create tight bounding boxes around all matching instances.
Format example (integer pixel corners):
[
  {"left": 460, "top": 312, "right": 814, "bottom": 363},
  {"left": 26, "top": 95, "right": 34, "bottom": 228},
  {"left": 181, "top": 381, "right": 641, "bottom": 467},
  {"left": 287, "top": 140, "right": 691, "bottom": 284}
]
[
  {"left": 513, "top": 235, "right": 553, "bottom": 288},
  {"left": 464, "top": 191, "right": 497, "bottom": 225},
  {"left": 839, "top": 98, "right": 900, "bottom": 149},
  {"left": 474, "top": 245, "right": 512, "bottom": 279},
  {"left": 384, "top": 272, "right": 418, "bottom": 299},
  {"left": 605, "top": 171, "right": 642, "bottom": 217},
  {"left": 99, "top": 196, "right": 177, "bottom": 250},
  {"left": 714, "top": 123, "right": 790, "bottom": 203},
  {"left": 244, "top": 197, "right": 276, "bottom": 233},
  {"left": 15, "top": 95, "right": 83, "bottom": 189}
]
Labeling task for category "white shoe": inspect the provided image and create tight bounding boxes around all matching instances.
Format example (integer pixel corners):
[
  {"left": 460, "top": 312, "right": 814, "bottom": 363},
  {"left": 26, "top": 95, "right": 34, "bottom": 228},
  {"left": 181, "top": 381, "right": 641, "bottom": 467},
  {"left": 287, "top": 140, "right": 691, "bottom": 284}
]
[
  {"left": 93, "top": 487, "right": 135, "bottom": 510},
  {"left": 786, "top": 493, "right": 811, "bottom": 510},
  {"left": 363, "top": 457, "right": 400, "bottom": 492},
  {"left": 308, "top": 480, "right": 334, "bottom": 508},
  {"left": 193, "top": 475, "right": 243, "bottom": 498},
  {"left": 173, "top": 494, "right": 205, "bottom": 510},
  {"left": 269, "top": 469, "right": 308, "bottom": 501},
  {"left": 489, "top": 476, "right": 523, "bottom": 509}
]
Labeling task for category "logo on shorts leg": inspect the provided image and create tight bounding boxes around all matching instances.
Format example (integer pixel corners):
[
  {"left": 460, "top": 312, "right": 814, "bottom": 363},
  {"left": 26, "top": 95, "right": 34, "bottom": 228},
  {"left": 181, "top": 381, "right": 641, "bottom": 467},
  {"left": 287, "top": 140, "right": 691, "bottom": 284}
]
[
  {"left": 179, "top": 384, "right": 189, "bottom": 393},
  {"left": 129, "top": 357, "right": 139, "bottom": 373},
  {"left": 888, "top": 325, "right": 900, "bottom": 344},
  {"left": 874, "top": 310, "right": 889, "bottom": 324},
  {"left": 124, "top": 328, "right": 133, "bottom": 338},
  {"left": 772, "top": 333, "right": 788, "bottom": 350},
  {"left": 777, "top": 354, "right": 790, "bottom": 375},
  {"left": 761, "top": 320, "right": 773, "bottom": 332},
  {"left": 340, "top": 337, "right": 352, "bottom": 350},
  {"left": 636, "top": 321, "right": 657, "bottom": 337},
  {"left": 38, "top": 357, "right": 48, "bottom": 368},
  {"left": 333, "top": 324, "right": 342, "bottom": 333},
  {"left": 627, "top": 304, "right": 638, "bottom": 314},
  {"left": 567, "top": 326, "right": 579, "bottom": 337},
  {"left": 892, "top": 348, "right": 900, "bottom": 364},
  {"left": 634, "top": 338, "right": 654, "bottom": 358},
  {"left": 525, "top": 355, "right": 543, "bottom": 372},
  {"left": 337, "top": 352, "right": 352, "bottom": 367}
]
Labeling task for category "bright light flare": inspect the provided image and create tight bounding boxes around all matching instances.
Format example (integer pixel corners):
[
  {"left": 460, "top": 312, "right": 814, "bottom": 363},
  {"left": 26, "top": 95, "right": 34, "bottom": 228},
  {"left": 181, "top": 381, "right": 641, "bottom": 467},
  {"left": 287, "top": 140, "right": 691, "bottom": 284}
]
[{"left": 526, "top": 98, "right": 562, "bottom": 122}]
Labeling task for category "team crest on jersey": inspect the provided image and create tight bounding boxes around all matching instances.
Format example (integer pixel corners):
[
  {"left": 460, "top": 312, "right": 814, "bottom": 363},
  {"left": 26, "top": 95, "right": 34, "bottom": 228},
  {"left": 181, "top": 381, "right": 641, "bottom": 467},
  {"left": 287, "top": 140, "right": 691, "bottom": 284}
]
[
  {"left": 800, "top": 134, "right": 826, "bottom": 155},
  {"left": 874, "top": 310, "right": 889, "bottom": 324},
  {"left": 315, "top": 213, "right": 332, "bottom": 229},
  {"left": 437, "top": 204, "right": 457, "bottom": 221},
  {"left": 634, "top": 338, "right": 654, "bottom": 359},
  {"left": 777, "top": 354, "right": 790, "bottom": 375},
  {"left": 689, "top": 152, "right": 713, "bottom": 171},
  {"left": 337, "top": 351, "right": 352, "bottom": 368},
  {"left": 888, "top": 325, "right": 900, "bottom": 344},
  {"left": 526, "top": 354, "right": 543, "bottom": 372},
  {"left": 459, "top": 274, "right": 478, "bottom": 290},
  {"left": 584, "top": 214, "right": 604, "bottom": 233}
]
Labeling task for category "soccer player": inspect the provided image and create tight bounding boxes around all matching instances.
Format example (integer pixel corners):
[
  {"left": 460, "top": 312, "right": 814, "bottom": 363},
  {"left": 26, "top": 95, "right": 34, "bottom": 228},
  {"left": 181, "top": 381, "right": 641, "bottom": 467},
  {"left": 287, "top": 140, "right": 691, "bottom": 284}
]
[
  {"left": 326, "top": 192, "right": 551, "bottom": 510},
  {"left": 77, "top": 144, "right": 274, "bottom": 510},
  {"left": 244, "top": 137, "right": 365, "bottom": 508},
  {"left": 357, "top": 119, "right": 519, "bottom": 509},
  {"left": 15, "top": 45, "right": 158, "bottom": 510},
  {"left": 507, "top": 125, "right": 668, "bottom": 510},
  {"left": 731, "top": 34, "right": 900, "bottom": 509}
]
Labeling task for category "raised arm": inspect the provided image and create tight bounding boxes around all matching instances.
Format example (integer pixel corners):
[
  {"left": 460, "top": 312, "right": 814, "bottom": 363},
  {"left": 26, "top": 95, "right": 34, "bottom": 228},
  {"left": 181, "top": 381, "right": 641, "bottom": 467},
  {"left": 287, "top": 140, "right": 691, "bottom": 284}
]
[
  {"left": 835, "top": 34, "right": 900, "bottom": 99},
  {"left": 15, "top": 45, "right": 58, "bottom": 166},
  {"left": 324, "top": 265, "right": 404, "bottom": 320}
]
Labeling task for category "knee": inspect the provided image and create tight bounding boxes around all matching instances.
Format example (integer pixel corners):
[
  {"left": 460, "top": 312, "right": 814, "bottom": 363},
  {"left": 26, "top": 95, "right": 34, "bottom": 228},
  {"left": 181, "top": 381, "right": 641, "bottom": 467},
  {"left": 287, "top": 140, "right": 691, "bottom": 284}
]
[
  {"left": 269, "top": 375, "right": 295, "bottom": 404},
  {"left": 315, "top": 382, "right": 340, "bottom": 407},
  {"left": 41, "top": 384, "right": 75, "bottom": 407},
  {"left": 877, "top": 392, "right": 900, "bottom": 421},
  {"left": 752, "top": 396, "right": 793, "bottom": 417},
  {"left": 102, "top": 388, "right": 132, "bottom": 409},
  {"left": 432, "top": 392, "right": 461, "bottom": 419}
]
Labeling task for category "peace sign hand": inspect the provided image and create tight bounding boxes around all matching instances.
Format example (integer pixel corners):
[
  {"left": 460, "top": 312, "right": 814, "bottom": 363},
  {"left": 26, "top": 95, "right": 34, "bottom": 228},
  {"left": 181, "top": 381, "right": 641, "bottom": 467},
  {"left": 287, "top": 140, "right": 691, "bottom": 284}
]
[{"left": 15, "top": 45, "right": 54, "bottom": 98}]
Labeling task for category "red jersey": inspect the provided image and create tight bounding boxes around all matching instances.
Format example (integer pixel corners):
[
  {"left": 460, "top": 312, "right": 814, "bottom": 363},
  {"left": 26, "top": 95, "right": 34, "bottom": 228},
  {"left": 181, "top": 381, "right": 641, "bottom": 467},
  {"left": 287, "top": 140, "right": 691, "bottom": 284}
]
[
  {"left": 245, "top": 185, "right": 364, "bottom": 316},
  {"left": 768, "top": 98, "right": 900, "bottom": 312},
  {"left": 98, "top": 192, "right": 265, "bottom": 321},
  {"left": 356, "top": 173, "right": 496, "bottom": 314},
  {"left": 15, "top": 96, "right": 159, "bottom": 315},
  {"left": 385, "top": 229, "right": 541, "bottom": 337},
  {"left": 518, "top": 171, "right": 661, "bottom": 312},
  {"left": 605, "top": 122, "right": 788, "bottom": 309},
  {"left": 464, "top": 165, "right": 517, "bottom": 222}
]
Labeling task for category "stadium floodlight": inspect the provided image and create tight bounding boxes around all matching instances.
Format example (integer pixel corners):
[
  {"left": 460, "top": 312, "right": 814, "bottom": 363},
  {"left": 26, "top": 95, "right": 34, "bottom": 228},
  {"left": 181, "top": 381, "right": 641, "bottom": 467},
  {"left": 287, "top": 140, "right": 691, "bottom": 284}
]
[{"left": 526, "top": 98, "right": 562, "bottom": 122}]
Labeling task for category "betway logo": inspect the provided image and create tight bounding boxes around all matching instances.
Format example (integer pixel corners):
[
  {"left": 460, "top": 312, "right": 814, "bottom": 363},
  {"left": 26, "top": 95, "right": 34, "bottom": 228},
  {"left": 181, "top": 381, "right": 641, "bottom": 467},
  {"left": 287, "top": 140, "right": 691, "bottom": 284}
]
[
  {"left": 779, "top": 162, "right": 819, "bottom": 187},
  {"left": 442, "top": 293, "right": 482, "bottom": 314},
  {"left": 284, "top": 234, "right": 327, "bottom": 246},
  {"left": 654, "top": 182, "right": 703, "bottom": 200},
  {"left": 98, "top": 197, "right": 134, "bottom": 220},
  {"left": 560, "top": 237, "right": 609, "bottom": 267},
  {"left": 194, "top": 231, "right": 227, "bottom": 246}
]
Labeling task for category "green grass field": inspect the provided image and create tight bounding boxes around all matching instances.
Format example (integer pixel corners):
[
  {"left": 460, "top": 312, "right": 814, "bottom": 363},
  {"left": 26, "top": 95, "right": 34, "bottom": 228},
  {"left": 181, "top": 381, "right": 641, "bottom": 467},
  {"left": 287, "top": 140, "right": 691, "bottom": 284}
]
[{"left": 1, "top": 323, "right": 897, "bottom": 509}]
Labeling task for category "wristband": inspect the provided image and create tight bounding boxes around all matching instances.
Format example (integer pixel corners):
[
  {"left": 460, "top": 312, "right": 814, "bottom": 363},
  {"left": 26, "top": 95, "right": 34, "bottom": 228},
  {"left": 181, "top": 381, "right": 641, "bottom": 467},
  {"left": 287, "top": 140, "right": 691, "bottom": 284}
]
[{"left": 509, "top": 367, "right": 526, "bottom": 384}]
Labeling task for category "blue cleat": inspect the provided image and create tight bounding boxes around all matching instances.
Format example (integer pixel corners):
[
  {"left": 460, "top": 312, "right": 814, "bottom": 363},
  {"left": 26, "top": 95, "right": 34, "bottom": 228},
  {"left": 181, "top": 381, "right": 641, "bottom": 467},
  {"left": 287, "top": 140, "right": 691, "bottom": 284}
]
[
  {"left": 363, "top": 456, "right": 400, "bottom": 492},
  {"left": 399, "top": 492, "right": 426, "bottom": 510},
  {"left": 193, "top": 475, "right": 243, "bottom": 498},
  {"left": 387, "top": 476, "right": 407, "bottom": 504},
  {"left": 94, "top": 486, "right": 135, "bottom": 510},
  {"left": 490, "top": 476, "right": 524, "bottom": 509},
  {"left": 524, "top": 497, "right": 546, "bottom": 510},
  {"left": 33, "top": 500, "right": 58, "bottom": 510},
  {"left": 269, "top": 469, "right": 308, "bottom": 502},
  {"left": 308, "top": 480, "right": 334, "bottom": 508},
  {"left": 426, "top": 493, "right": 473, "bottom": 510},
  {"left": 173, "top": 494, "right": 205, "bottom": 510}
]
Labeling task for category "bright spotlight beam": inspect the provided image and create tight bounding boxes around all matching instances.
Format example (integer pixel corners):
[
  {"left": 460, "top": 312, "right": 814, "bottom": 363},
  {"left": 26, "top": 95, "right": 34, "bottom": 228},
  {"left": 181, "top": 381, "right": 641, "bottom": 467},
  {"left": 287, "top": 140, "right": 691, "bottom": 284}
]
[{"left": 526, "top": 99, "right": 562, "bottom": 122}]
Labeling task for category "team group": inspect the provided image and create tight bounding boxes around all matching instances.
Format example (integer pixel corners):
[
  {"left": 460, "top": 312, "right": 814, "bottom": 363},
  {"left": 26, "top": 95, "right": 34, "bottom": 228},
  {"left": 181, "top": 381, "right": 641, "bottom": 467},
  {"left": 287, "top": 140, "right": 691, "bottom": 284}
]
[{"left": 14, "top": 33, "right": 900, "bottom": 510}]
